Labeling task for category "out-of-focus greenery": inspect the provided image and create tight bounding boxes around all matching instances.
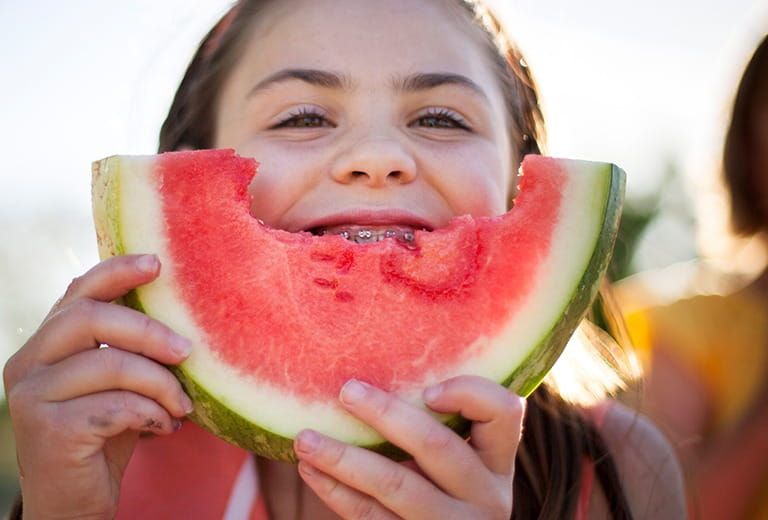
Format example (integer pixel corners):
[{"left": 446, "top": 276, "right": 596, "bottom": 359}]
[
  {"left": 610, "top": 158, "right": 697, "bottom": 280},
  {"left": 0, "top": 400, "right": 18, "bottom": 517},
  {"left": 609, "top": 199, "right": 660, "bottom": 281}
]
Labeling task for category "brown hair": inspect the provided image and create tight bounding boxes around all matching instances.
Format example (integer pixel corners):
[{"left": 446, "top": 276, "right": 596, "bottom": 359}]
[
  {"left": 158, "top": 1, "right": 632, "bottom": 518},
  {"left": 723, "top": 34, "right": 768, "bottom": 237}
]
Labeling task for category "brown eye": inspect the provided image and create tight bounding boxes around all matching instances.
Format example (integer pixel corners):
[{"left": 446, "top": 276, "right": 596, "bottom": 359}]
[
  {"left": 419, "top": 115, "right": 456, "bottom": 128},
  {"left": 284, "top": 115, "right": 326, "bottom": 127},
  {"left": 273, "top": 108, "right": 333, "bottom": 129},
  {"left": 414, "top": 109, "right": 469, "bottom": 130}
]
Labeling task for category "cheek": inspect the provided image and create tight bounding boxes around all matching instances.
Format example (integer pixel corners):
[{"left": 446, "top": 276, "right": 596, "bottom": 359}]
[
  {"left": 246, "top": 154, "right": 309, "bottom": 224},
  {"left": 434, "top": 146, "right": 510, "bottom": 217},
  {"left": 468, "top": 141, "right": 513, "bottom": 214}
]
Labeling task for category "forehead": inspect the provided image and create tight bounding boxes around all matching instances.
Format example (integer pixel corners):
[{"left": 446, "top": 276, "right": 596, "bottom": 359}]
[{"left": 236, "top": 0, "right": 498, "bottom": 84}]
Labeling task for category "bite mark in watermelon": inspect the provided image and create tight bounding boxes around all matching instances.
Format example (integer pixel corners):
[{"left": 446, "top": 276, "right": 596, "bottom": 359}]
[{"left": 91, "top": 149, "right": 624, "bottom": 462}]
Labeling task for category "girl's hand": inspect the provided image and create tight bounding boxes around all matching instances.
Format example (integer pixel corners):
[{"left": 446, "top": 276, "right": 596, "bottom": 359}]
[
  {"left": 3, "top": 255, "right": 193, "bottom": 520},
  {"left": 294, "top": 376, "right": 525, "bottom": 519}
]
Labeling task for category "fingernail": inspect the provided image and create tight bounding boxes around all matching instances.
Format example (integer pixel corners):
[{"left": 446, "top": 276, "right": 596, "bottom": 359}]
[
  {"left": 295, "top": 430, "right": 321, "bottom": 454},
  {"left": 340, "top": 379, "right": 367, "bottom": 404},
  {"left": 170, "top": 334, "right": 192, "bottom": 357},
  {"left": 172, "top": 418, "right": 183, "bottom": 432},
  {"left": 136, "top": 254, "right": 158, "bottom": 274},
  {"left": 181, "top": 394, "right": 194, "bottom": 415},
  {"left": 423, "top": 383, "right": 442, "bottom": 404}
]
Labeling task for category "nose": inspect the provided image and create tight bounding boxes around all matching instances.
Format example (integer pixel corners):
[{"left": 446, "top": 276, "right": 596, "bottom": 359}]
[{"left": 330, "top": 133, "right": 417, "bottom": 187}]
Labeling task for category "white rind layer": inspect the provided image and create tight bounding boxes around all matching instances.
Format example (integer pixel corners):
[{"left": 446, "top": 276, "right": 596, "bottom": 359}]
[{"left": 458, "top": 161, "right": 608, "bottom": 382}]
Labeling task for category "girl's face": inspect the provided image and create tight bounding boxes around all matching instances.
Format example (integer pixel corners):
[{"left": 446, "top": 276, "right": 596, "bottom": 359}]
[{"left": 214, "top": 0, "right": 514, "bottom": 237}]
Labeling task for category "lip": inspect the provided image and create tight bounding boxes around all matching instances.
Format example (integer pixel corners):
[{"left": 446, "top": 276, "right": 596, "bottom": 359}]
[{"left": 297, "top": 209, "right": 437, "bottom": 233}]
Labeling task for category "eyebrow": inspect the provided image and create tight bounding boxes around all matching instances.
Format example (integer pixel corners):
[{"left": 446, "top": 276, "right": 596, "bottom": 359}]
[
  {"left": 248, "top": 69, "right": 488, "bottom": 101},
  {"left": 249, "top": 69, "right": 350, "bottom": 95},
  {"left": 395, "top": 72, "right": 488, "bottom": 100}
]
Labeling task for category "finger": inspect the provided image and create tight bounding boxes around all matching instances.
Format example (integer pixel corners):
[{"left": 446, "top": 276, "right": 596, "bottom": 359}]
[
  {"left": 29, "top": 348, "right": 192, "bottom": 418},
  {"left": 29, "top": 299, "right": 191, "bottom": 366},
  {"left": 14, "top": 390, "right": 180, "bottom": 464},
  {"left": 297, "top": 462, "right": 401, "bottom": 520},
  {"left": 55, "top": 254, "right": 161, "bottom": 309},
  {"left": 61, "top": 390, "right": 183, "bottom": 439},
  {"left": 424, "top": 375, "right": 526, "bottom": 476},
  {"left": 295, "top": 430, "right": 457, "bottom": 519},
  {"left": 336, "top": 380, "right": 498, "bottom": 504}
]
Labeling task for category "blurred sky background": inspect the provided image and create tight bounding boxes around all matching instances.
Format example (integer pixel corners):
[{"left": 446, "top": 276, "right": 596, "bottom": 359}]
[{"left": 1, "top": 0, "right": 767, "bottom": 393}]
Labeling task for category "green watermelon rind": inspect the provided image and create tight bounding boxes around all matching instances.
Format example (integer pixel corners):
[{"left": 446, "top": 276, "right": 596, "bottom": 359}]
[
  {"left": 499, "top": 163, "right": 624, "bottom": 395},
  {"left": 173, "top": 365, "right": 414, "bottom": 462},
  {"left": 91, "top": 155, "right": 624, "bottom": 463}
]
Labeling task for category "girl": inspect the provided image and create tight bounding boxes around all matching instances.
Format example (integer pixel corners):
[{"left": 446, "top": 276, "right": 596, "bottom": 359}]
[{"left": 3, "top": 0, "right": 685, "bottom": 518}]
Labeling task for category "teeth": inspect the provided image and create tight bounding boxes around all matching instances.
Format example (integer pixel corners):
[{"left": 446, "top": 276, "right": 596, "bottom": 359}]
[{"left": 320, "top": 228, "right": 417, "bottom": 244}]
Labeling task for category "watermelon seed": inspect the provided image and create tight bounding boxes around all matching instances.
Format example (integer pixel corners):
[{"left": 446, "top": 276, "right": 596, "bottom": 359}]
[{"left": 335, "top": 291, "right": 354, "bottom": 302}]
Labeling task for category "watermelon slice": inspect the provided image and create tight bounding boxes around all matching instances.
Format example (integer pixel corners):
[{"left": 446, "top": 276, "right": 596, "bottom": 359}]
[{"left": 91, "top": 149, "right": 624, "bottom": 461}]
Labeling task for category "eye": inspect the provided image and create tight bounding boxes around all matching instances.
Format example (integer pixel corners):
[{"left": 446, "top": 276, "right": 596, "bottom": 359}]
[
  {"left": 272, "top": 107, "right": 334, "bottom": 129},
  {"left": 413, "top": 108, "right": 470, "bottom": 130}
]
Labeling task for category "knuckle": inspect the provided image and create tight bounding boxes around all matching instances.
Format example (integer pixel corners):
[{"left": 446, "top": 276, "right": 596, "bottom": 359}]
[
  {"left": 77, "top": 404, "right": 123, "bottom": 438},
  {"left": 421, "top": 423, "right": 454, "bottom": 454},
  {"left": 136, "top": 314, "right": 167, "bottom": 342},
  {"left": 350, "top": 498, "right": 378, "bottom": 520},
  {"left": 500, "top": 389, "right": 521, "bottom": 410},
  {"left": 369, "top": 391, "right": 396, "bottom": 419},
  {"left": 3, "top": 351, "right": 24, "bottom": 388},
  {"left": 95, "top": 347, "right": 127, "bottom": 378},
  {"left": 5, "top": 381, "right": 29, "bottom": 419},
  {"left": 114, "top": 390, "right": 139, "bottom": 415},
  {"left": 317, "top": 473, "right": 341, "bottom": 500},
  {"left": 497, "top": 391, "right": 524, "bottom": 423},
  {"left": 64, "top": 274, "right": 86, "bottom": 298},
  {"left": 324, "top": 438, "right": 348, "bottom": 467},
  {"left": 70, "top": 297, "right": 98, "bottom": 322},
  {"left": 11, "top": 387, "right": 60, "bottom": 436},
  {"left": 376, "top": 466, "right": 407, "bottom": 498},
  {"left": 137, "top": 314, "right": 154, "bottom": 335},
  {"left": 5, "top": 372, "right": 45, "bottom": 419},
  {"left": 88, "top": 392, "right": 144, "bottom": 432}
]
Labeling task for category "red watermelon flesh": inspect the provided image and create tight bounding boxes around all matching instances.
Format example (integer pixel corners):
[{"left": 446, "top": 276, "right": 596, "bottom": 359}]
[
  {"left": 91, "top": 149, "right": 624, "bottom": 461},
  {"left": 160, "top": 151, "right": 557, "bottom": 401}
]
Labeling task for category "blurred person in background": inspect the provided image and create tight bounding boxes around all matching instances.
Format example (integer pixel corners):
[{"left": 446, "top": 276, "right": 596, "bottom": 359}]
[{"left": 618, "top": 34, "right": 768, "bottom": 520}]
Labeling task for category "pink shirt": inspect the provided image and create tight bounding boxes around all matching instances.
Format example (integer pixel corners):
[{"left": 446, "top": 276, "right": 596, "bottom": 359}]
[
  {"left": 117, "top": 422, "right": 268, "bottom": 519},
  {"left": 118, "top": 421, "right": 594, "bottom": 519}
]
